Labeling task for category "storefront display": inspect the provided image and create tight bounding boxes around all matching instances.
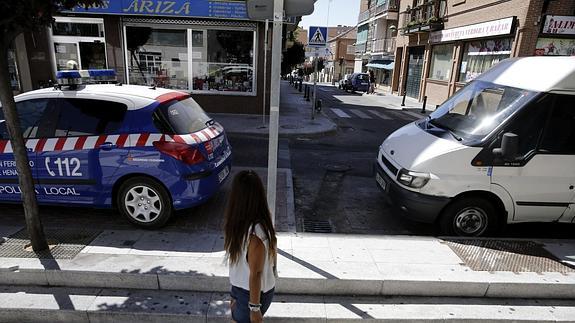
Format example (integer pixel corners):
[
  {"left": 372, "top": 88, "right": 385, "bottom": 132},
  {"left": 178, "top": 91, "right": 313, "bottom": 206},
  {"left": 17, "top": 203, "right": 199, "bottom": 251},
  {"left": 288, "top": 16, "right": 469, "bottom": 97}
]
[
  {"left": 535, "top": 38, "right": 575, "bottom": 56},
  {"left": 429, "top": 44, "right": 454, "bottom": 81},
  {"left": 8, "top": 49, "right": 19, "bottom": 91},
  {"left": 125, "top": 25, "right": 255, "bottom": 94},
  {"left": 458, "top": 38, "right": 512, "bottom": 83}
]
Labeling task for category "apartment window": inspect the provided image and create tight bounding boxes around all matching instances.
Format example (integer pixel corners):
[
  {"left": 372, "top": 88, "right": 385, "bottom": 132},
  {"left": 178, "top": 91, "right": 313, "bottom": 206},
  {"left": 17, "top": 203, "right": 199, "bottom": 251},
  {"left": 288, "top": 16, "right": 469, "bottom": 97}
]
[
  {"left": 429, "top": 44, "right": 454, "bottom": 81},
  {"left": 357, "top": 25, "right": 369, "bottom": 44},
  {"left": 458, "top": 38, "right": 512, "bottom": 83}
]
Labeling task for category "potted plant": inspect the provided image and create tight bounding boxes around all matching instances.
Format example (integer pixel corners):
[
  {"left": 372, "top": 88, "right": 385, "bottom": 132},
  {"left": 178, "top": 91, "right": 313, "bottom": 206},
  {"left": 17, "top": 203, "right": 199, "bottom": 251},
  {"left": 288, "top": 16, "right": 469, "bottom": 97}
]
[{"left": 427, "top": 16, "right": 444, "bottom": 30}]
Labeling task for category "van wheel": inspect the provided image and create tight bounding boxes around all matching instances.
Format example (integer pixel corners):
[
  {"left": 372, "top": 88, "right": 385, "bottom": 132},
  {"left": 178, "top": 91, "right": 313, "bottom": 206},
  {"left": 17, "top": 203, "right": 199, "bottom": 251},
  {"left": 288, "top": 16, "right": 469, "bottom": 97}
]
[
  {"left": 439, "top": 197, "right": 497, "bottom": 237},
  {"left": 117, "top": 177, "right": 173, "bottom": 228}
]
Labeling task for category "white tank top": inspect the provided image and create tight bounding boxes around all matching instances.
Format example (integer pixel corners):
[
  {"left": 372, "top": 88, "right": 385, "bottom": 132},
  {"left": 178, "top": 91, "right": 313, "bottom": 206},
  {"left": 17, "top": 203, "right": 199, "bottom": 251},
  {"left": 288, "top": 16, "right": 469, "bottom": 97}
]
[{"left": 229, "top": 223, "right": 276, "bottom": 293}]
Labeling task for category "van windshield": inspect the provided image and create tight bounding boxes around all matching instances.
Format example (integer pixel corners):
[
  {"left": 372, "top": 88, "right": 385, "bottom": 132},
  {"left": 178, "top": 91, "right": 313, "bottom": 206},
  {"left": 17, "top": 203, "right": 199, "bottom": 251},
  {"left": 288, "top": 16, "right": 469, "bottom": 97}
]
[{"left": 426, "top": 80, "right": 538, "bottom": 144}]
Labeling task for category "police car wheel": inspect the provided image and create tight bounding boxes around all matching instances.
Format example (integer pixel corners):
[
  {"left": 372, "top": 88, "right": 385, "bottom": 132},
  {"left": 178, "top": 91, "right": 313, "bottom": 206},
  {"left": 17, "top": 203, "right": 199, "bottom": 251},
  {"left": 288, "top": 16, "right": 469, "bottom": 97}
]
[
  {"left": 118, "top": 178, "right": 173, "bottom": 228},
  {"left": 439, "top": 197, "right": 498, "bottom": 237}
]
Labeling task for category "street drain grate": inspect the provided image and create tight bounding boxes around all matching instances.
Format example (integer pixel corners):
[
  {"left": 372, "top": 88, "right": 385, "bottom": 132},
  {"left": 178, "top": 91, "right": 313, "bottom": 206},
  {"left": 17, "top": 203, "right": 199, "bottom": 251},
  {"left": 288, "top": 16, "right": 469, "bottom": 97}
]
[
  {"left": 445, "top": 239, "right": 575, "bottom": 273},
  {"left": 303, "top": 219, "right": 332, "bottom": 233},
  {"left": 0, "top": 228, "right": 101, "bottom": 259}
]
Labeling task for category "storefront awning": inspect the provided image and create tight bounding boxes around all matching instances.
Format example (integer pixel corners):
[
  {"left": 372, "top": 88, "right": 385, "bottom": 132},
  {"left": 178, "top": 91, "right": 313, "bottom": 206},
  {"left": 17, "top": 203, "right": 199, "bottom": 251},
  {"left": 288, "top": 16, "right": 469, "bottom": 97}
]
[{"left": 366, "top": 61, "right": 395, "bottom": 70}]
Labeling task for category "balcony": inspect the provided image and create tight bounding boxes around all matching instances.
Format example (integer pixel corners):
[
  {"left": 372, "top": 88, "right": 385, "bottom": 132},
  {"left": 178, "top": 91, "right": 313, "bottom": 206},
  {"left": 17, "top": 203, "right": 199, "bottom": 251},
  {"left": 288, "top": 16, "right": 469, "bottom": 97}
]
[
  {"left": 372, "top": 38, "right": 395, "bottom": 54},
  {"left": 355, "top": 42, "right": 367, "bottom": 54},
  {"left": 375, "top": 0, "right": 399, "bottom": 16},
  {"left": 400, "top": 0, "right": 445, "bottom": 35},
  {"left": 358, "top": 10, "right": 370, "bottom": 24}
]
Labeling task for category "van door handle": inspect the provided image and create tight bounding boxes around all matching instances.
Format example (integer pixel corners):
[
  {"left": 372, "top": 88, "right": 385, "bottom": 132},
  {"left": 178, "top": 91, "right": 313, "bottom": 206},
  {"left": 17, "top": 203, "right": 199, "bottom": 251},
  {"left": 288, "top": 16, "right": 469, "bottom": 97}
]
[
  {"left": 570, "top": 185, "right": 574, "bottom": 190},
  {"left": 100, "top": 142, "right": 117, "bottom": 151}
]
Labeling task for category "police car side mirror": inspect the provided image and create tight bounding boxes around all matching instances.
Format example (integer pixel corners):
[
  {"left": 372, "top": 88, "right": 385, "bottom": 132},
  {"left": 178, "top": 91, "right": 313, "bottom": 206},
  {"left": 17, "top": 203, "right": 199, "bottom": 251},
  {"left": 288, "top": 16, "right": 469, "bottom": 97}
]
[{"left": 493, "top": 132, "right": 519, "bottom": 162}]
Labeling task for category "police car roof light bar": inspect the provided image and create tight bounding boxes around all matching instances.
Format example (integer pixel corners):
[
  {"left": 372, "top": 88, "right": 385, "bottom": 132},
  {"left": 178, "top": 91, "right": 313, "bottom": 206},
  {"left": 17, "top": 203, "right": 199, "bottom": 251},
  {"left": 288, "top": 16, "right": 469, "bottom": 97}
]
[{"left": 56, "top": 69, "right": 117, "bottom": 89}]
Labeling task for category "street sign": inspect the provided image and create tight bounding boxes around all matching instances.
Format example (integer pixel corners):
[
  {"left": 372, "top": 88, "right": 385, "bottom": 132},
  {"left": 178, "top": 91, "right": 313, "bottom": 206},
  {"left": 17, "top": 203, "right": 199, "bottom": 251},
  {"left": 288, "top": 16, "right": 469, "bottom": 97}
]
[
  {"left": 246, "top": 0, "right": 316, "bottom": 20},
  {"left": 308, "top": 26, "right": 328, "bottom": 47},
  {"left": 305, "top": 46, "right": 331, "bottom": 58}
]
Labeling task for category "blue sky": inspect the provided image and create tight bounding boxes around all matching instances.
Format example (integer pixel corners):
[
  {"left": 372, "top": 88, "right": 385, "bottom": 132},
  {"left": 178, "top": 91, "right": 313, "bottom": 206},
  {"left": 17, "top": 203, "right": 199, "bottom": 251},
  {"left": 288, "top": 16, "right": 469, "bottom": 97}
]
[{"left": 300, "top": 0, "right": 360, "bottom": 31}]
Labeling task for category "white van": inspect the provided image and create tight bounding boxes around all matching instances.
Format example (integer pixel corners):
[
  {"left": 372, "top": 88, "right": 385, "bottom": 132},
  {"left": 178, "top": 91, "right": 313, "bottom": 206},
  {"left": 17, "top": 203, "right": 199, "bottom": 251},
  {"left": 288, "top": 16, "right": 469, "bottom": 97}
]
[{"left": 375, "top": 57, "right": 575, "bottom": 236}]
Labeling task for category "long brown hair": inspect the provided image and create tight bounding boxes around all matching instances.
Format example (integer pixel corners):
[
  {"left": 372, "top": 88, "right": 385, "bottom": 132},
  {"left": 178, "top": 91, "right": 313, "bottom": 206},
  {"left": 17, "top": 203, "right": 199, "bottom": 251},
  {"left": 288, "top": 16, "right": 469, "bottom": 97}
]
[{"left": 224, "top": 170, "right": 277, "bottom": 265}]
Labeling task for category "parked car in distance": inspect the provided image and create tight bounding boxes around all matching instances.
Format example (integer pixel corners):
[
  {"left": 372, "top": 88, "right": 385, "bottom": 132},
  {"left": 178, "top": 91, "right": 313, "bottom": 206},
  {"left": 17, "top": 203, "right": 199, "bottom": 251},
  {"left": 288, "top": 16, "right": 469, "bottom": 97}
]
[
  {"left": 347, "top": 73, "right": 370, "bottom": 93},
  {"left": 375, "top": 56, "right": 575, "bottom": 237},
  {"left": 339, "top": 74, "right": 351, "bottom": 90}
]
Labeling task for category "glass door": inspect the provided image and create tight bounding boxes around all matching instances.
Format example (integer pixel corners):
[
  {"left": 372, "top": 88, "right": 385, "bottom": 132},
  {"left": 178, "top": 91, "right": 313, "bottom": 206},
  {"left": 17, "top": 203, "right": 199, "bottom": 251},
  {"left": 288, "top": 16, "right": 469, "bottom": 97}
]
[{"left": 52, "top": 17, "right": 106, "bottom": 70}]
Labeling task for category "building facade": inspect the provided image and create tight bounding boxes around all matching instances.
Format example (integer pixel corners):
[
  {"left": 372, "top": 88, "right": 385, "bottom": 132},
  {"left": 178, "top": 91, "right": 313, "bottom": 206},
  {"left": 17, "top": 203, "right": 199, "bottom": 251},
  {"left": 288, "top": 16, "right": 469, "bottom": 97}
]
[
  {"left": 392, "top": 0, "right": 575, "bottom": 106},
  {"left": 354, "top": 0, "right": 400, "bottom": 86},
  {"left": 9, "top": 0, "right": 275, "bottom": 114},
  {"left": 324, "top": 26, "right": 357, "bottom": 83}
]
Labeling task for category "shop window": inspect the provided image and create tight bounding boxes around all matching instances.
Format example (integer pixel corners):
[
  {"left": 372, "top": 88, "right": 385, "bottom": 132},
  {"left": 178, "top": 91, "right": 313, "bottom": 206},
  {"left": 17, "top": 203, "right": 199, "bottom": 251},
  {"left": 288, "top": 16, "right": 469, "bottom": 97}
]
[
  {"left": 429, "top": 44, "right": 453, "bottom": 81},
  {"left": 191, "top": 29, "right": 254, "bottom": 94},
  {"left": 53, "top": 22, "right": 103, "bottom": 37},
  {"left": 458, "top": 38, "right": 512, "bottom": 83},
  {"left": 126, "top": 27, "right": 188, "bottom": 90}
]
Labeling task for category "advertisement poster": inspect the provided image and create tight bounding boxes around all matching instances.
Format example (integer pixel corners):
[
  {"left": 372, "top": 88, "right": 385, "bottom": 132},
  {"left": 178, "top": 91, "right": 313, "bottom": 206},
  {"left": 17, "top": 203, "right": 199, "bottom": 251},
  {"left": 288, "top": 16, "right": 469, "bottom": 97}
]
[
  {"left": 535, "top": 38, "right": 575, "bottom": 56},
  {"left": 543, "top": 15, "right": 575, "bottom": 36}
]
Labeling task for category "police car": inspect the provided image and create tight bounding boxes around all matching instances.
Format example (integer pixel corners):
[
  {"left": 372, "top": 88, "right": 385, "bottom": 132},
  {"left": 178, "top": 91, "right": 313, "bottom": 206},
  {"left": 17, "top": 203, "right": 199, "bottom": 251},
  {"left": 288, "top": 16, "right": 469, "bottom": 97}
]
[{"left": 0, "top": 70, "right": 232, "bottom": 228}]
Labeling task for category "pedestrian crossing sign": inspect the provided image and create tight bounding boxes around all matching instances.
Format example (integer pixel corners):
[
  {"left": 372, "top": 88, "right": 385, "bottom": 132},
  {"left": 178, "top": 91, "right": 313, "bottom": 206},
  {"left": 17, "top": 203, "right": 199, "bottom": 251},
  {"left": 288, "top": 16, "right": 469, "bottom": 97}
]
[{"left": 308, "top": 26, "right": 328, "bottom": 47}]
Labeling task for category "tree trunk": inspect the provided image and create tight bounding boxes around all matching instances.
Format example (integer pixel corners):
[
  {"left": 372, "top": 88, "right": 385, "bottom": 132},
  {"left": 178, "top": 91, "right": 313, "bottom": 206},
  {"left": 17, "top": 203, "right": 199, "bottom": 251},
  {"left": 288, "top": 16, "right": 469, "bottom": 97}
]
[{"left": 0, "top": 45, "right": 48, "bottom": 251}]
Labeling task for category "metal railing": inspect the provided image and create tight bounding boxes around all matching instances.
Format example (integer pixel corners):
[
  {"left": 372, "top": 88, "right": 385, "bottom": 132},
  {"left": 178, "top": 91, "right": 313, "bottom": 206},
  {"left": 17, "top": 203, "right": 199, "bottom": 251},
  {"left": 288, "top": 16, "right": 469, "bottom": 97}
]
[
  {"left": 355, "top": 42, "right": 367, "bottom": 54},
  {"left": 358, "top": 9, "right": 370, "bottom": 24},
  {"left": 402, "top": 1, "right": 444, "bottom": 33},
  {"left": 375, "top": 0, "right": 399, "bottom": 16},
  {"left": 372, "top": 38, "right": 395, "bottom": 53}
]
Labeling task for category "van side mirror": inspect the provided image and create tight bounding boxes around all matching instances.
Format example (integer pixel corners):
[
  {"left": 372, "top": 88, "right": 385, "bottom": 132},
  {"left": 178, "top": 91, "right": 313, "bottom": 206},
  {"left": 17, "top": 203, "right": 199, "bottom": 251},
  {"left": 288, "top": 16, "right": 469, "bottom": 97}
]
[{"left": 493, "top": 133, "right": 519, "bottom": 161}]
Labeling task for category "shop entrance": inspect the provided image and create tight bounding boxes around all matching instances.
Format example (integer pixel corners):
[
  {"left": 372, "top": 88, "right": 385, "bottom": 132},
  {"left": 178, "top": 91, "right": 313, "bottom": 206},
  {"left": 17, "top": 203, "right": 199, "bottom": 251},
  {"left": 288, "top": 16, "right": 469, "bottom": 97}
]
[
  {"left": 405, "top": 46, "right": 425, "bottom": 99},
  {"left": 51, "top": 17, "right": 107, "bottom": 71}
]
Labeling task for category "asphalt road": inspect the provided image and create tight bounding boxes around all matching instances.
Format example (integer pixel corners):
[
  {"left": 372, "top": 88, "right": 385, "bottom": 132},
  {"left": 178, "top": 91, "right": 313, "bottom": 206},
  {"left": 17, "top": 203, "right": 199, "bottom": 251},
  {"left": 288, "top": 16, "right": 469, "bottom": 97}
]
[{"left": 0, "top": 85, "right": 573, "bottom": 239}]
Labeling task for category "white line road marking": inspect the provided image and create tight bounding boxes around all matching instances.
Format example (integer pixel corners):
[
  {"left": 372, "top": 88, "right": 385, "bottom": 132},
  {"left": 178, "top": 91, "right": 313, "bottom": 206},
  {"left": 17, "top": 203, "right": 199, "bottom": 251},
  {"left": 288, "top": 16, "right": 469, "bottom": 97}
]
[
  {"left": 368, "top": 110, "right": 391, "bottom": 120},
  {"left": 331, "top": 108, "right": 351, "bottom": 118},
  {"left": 403, "top": 110, "right": 425, "bottom": 119},
  {"left": 349, "top": 109, "right": 373, "bottom": 119}
]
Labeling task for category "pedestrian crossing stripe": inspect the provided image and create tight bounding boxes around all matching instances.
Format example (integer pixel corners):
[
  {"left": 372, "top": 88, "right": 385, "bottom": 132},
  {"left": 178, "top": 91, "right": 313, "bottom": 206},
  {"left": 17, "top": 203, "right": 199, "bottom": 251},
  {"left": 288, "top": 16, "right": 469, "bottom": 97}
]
[
  {"left": 368, "top": 110, "right": 391, "bottom": 120},
  {"left": 331, "top": 108, "right": 351, "bottom": 118},
  {"left": 330, "top": 108, "right": 419, "bottom": 121},
  {"left": 349, "top": 109, "right": 372, "bottom": 119}
]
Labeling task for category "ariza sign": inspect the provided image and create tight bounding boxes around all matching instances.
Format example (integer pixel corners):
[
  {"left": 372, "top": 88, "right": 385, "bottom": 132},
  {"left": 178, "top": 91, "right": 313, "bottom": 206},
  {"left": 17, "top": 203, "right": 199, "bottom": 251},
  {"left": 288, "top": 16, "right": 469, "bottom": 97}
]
[
  {"left": 543, "top": 15, "right": 575, "bottom": 35},
  {"left": 430, "top": 17, "right": 515, "bottom": 43}
]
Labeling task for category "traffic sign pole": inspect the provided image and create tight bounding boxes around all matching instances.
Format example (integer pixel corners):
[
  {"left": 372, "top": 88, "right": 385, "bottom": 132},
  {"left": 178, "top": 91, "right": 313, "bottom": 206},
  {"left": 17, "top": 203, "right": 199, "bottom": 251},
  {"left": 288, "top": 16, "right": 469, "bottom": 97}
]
[{"left": 267, "top": 0, "right": 283, "bottom": 226}]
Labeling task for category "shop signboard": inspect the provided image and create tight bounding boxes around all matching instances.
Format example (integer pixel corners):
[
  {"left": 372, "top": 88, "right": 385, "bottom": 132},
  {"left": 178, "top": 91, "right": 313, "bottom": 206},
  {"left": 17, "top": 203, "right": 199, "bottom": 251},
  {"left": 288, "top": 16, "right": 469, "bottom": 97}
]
[
  {"left": 63, "top": 0, "right": 248, "bottom": 19},
  {"left": 535, "top": 38, "right": 575, "bottom": 56},
  {"left": 430, "top": 17, "right": 515, "bottom": 43},
  {"left": 542, "top": 15, "right": 575, "bottom": 36}
]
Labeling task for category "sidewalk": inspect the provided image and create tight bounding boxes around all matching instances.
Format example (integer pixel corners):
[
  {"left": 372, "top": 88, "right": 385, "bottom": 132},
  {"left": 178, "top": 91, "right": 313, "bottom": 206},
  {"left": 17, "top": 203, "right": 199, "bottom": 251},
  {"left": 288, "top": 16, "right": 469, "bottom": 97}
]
[
  {"left": 211, "top": 81, "right": 337, "bottom": 137},
  {"left": 1, "top": 227, "right": 575, "bottom": 321}
]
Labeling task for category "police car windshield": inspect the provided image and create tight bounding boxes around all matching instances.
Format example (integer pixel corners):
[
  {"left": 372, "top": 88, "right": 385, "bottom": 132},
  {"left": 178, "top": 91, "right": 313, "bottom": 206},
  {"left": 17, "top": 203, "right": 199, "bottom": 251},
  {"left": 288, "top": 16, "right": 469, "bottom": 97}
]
[
  {"left": 154, "top": 97, "right": 212, "bottom": 135},
  {"left": 427, "top": 80, "right": 538, "bottom": 144}
]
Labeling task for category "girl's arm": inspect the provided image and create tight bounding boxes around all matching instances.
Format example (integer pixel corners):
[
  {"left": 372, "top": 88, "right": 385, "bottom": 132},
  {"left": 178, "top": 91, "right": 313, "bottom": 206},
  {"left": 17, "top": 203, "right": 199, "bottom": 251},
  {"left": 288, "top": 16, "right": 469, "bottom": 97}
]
[{"left": 248, "top": 234, "right": 265, "bottom": 322}]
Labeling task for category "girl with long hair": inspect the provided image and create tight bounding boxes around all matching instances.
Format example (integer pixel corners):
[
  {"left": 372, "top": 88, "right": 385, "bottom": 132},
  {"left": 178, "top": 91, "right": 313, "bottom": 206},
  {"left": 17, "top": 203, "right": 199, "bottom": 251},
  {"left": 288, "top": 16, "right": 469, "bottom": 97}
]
[{"left": 224, "top": 170, "right": 277, "bottom": 323}]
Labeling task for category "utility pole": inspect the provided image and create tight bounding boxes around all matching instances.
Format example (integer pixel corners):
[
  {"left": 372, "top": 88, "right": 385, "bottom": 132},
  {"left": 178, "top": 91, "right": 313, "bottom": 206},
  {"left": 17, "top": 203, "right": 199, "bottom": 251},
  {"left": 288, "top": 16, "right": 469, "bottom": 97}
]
[
  {"left": 266, "top": 0, "right": 284, "bottom": 226},
  {"left": 262, "top": 19, "right": 269, "bottom": 126}
]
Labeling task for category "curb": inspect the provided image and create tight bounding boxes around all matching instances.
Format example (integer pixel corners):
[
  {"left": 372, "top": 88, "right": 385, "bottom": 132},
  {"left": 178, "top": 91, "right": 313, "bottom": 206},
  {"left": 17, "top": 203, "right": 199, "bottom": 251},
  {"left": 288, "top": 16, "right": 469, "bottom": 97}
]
[{"left": 2, "top": 268, "right": 575, "bottom": 299}]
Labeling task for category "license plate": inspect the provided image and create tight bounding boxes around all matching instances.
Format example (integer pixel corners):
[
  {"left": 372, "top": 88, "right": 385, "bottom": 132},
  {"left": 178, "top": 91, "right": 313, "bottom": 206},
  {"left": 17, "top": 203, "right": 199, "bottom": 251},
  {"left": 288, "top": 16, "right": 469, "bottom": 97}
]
[
  {"left": 376, "top": 172, "right": 387, "bottom": 190},
  {"left": 218, "top": 166, "right": 230, "bottom": 183},
  {"left": 361, "top": 82, "right": 368, "bottom": 85}
]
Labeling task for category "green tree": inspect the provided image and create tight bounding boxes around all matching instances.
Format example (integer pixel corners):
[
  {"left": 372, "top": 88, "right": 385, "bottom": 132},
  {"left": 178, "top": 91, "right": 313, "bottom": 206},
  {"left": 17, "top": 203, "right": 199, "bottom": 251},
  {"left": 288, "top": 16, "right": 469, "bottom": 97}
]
[
  {"left": 281, "top": 41, "right": 305, "bottom": 76},
  {"left": 0, "top": 0, "right": 102, "bottom": 251}
]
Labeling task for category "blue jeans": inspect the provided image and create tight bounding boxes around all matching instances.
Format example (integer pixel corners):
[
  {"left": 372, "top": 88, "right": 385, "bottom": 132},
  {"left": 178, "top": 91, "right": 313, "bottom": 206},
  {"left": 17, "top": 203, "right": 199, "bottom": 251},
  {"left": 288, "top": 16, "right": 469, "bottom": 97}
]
[{"left": 230, "top": 286, "right": 275, "bottom": 323}]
